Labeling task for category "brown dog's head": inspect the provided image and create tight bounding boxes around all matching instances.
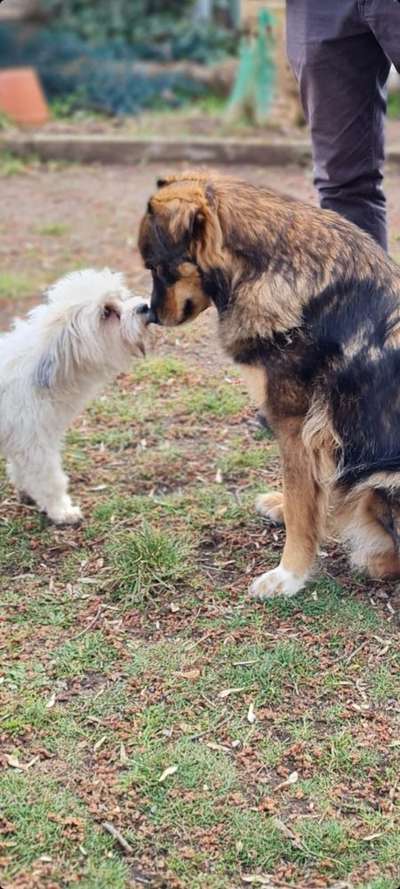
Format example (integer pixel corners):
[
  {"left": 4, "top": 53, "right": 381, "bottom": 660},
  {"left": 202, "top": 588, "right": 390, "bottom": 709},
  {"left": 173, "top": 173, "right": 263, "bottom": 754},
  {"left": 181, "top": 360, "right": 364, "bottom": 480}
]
[{"left": 138, "top": 172, "right": 226, "bottom": 326}]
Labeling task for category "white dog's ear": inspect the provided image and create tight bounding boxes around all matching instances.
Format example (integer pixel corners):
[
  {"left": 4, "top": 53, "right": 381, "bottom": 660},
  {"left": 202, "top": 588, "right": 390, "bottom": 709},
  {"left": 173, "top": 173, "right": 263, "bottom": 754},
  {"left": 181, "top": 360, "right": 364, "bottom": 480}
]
[
  {"left": 34, "top": 350, "right": 58, "bottom": 388},
  {"left": 33, "top": 328, "right": 71, "bottom": 389}
]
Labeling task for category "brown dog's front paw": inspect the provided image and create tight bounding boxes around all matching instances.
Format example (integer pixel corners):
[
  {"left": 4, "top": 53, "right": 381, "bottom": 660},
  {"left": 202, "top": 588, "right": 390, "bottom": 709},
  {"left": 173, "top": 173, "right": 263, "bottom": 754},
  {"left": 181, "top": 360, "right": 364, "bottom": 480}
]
[{"left": 249, "top": 566, "right": 305, "bottom": 600}]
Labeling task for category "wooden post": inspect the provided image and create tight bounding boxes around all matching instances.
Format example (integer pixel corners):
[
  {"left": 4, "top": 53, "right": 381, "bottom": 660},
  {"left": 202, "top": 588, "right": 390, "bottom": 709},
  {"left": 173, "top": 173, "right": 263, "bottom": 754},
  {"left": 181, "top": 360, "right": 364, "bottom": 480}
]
[{"left": 240, "top": 1, "right": 304, "bottom": 126}]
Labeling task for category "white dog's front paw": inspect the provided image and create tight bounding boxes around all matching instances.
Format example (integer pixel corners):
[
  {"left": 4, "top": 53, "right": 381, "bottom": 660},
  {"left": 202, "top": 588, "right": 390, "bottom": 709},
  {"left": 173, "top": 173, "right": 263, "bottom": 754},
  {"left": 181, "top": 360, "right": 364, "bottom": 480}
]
[
  {"left": 249, "top": 565, "right": 306, "bottom": 600},
  {"left": 49, "top": 503, "right": 83, "bottom": 525}
]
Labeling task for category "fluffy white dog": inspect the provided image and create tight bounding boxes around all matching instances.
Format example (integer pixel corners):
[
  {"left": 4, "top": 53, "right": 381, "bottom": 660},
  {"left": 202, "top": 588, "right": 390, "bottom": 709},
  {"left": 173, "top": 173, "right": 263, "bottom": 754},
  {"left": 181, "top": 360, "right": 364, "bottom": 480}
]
[{"left": 0, "top": 268, "right": 149, "bottom": 524}]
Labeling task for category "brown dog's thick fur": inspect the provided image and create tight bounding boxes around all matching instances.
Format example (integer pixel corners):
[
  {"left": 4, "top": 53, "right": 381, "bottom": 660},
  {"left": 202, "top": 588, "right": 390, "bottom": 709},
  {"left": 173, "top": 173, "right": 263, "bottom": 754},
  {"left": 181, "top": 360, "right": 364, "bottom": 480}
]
[{"left": 139, "top": 170, "right": 400, "bottom": 599}]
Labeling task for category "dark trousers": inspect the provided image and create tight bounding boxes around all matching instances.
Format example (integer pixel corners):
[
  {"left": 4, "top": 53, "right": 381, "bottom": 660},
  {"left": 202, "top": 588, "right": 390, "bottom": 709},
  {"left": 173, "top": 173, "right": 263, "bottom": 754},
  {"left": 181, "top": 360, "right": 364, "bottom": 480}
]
[{"left": 286, "top": 0, "right": 400, "bottom": 250}]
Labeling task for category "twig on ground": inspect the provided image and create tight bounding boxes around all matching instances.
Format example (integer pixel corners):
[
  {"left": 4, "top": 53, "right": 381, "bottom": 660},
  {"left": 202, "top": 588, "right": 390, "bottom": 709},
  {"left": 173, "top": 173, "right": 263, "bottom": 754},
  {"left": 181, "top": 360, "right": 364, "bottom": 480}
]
[
  {"left": 183, "top": 630, "right": 216, "bottom": 651},
  {"left": 188, "top": 712, "right": 229, "bottom": 742},
  {"left": 70, "top": 606, "right": 103, "bottom": 640},
  {"left": 102, "top": 821, "right": 133, "bottom": 855}
]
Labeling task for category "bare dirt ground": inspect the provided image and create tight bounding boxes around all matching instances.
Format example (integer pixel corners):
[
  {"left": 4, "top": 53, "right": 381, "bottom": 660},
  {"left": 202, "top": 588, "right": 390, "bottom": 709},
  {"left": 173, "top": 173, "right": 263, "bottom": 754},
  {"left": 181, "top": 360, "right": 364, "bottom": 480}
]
[{"left": 1, "top": 160, "right": 400, "bottom": 889}]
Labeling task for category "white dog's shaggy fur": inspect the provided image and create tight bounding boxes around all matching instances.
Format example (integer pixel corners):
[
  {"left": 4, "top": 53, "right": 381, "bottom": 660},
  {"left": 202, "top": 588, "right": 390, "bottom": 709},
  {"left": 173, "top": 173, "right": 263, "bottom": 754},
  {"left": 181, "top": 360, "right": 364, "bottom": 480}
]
[{"left": 0, "top": 268, "right": 148, "bottom": 524}]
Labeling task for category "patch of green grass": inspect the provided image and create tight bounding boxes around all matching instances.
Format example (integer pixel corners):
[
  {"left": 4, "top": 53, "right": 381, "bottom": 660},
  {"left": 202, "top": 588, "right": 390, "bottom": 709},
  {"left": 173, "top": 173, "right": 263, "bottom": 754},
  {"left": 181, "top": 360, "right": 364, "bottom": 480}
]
[
  {"left": 126, "top": 638, "right": 188, "bottom": 678},
  {"left": 36, "top": 221, "right": 71, "bottom": 237},
  {"left": 2, "top": 588, "right": 77, "bottom": 629},
  {"left": 0, "top": 516, "right": 50, "bottom": 573},
  {"left": 92, "top": 486, "right": 249, "bottom": 537},
  {"left": 388, "top": 91, "right": 400, "bottom": 119},
  {"left": 49, "top": 94, "right": 82, "bottom": 118},
  {"left": 134, "top": 354, "right": 188, "bottom": 382},
  {"left": 106, "top": 523, "right": 193, "bottom": 602},
  {"left": 164, "top": 849, "right": 214, "bottom": 885},
  {"left": 58, "top": 548, "right": 92, "bottom": 583},
  {"left": 50, "top": 631, "right": 117, "bottom": 678},
  {"left": 87, "top": 427, "right": 135, "bottom": 451},
  {"left": 196, "top": 94, "right": 226, "bottom": 115},
  {"left": 376, "top": 830, "right": 400, "bottom": 867},
  {"left": 0, "top": 271, "right": 39, "bottom": 301},
  {"left": 123, "top": 738, "right": 238, "bottom": 800},
  {"left": 369, "top": 665, "right": 400, "bottom": 702},
  {"left": 260, "top": 577, "right": 381, "bottom": 631},
  {"left": 2, "top": 659, "right": 48, "bottom": 693},
  {"left": 0, "top": 771, "right": 122, "bottom": 884},
  {"left": 319, "top": 730, "right": 380, "bottom": 776},
  {"left": 183, "top": 484, "right": 247, "bottom": 528},
  {"left": 183, "top": 383, "right": 246, "bottom": 418},
  {"left": 296, "top": 817, "right": 359, "bottom": 873},
  {"left": 139, "top": 444, "right": 186, "bottom": 479},
  {"left": 0, "top": 110, "right": 12, "bottom": 129},
  {"left": 88, "top": 389, "right": 159, "bottom": 423},
  {"left": 258, "top": 737, "right": 286, "bottom": 768},
  {"left": 226, "top": 810, "right": 288, "bottom": 870},
  {"left": 218, "top": 444, "right": 275, "bottom": 476},
  {"left": 77, "top": 860, "right": 129, "bottom": 889},
  {"left": 90, "top": 493, "right": 157, "bottom": 524},
  {"left": 69, "top": 679, "right": 131, "bottom": 721},
  {"left": 64, "top": 428, "right": 93, "bottom": 469},
  {"left": 214, "top": 640, "right": 316, "bottom": 703},
  {"left": 2, "top": 696, "right": 55, "bottom": 738},
  {"left": 0, "top": 151, "right": 37, "bottom": 176},
  {"left": 364, "top": 880, "right": 400, "bottom": 889}
]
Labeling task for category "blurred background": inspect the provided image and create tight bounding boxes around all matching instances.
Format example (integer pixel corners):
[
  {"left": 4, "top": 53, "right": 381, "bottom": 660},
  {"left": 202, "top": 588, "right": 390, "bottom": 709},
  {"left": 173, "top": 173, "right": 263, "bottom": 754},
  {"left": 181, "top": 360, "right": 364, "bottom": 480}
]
[{"left": 0, "top": 0, "right": 307, "bottom": 136}]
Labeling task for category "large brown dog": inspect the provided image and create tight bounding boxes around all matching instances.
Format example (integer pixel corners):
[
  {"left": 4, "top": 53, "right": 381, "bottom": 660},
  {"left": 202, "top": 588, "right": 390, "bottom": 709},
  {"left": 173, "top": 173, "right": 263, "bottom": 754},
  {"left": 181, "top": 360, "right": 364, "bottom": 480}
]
[{"left": 139, "top": 170, "right": 400, "bottom": 599}]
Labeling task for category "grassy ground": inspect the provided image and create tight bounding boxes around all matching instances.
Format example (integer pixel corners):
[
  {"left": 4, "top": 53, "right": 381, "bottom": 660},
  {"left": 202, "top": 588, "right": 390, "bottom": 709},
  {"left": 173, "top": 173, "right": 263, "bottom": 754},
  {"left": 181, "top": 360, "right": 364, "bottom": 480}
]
[{"left": 1, "top": 158, "right": 400, "bottom": 889}]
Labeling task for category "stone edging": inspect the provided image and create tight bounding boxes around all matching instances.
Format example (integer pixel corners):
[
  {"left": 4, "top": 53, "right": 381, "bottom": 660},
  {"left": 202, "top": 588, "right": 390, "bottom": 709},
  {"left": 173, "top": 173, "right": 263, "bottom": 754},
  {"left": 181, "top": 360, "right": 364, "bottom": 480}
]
[
  {"left": 1, "top": 134, "right": 311, "bottom": 165},
  {"left": 2, "top": 134, "right": 400, "bottom": 167}
]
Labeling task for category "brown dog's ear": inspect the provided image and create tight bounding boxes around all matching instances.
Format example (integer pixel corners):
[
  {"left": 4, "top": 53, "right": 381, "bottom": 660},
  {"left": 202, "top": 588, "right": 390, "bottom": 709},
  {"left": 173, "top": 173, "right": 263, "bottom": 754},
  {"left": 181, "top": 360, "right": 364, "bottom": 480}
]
[
  {"left": 190, "top": 187, "right": 224, "bottom": 268},
  {"left": 188, "top": 206, "right": 206, "bottom": 241},
  {"left": 150, "top": 179, "right": 224, "bottom": 269},
  {"left": 156, "top": 171, "right": 211, "bottom": 190}
]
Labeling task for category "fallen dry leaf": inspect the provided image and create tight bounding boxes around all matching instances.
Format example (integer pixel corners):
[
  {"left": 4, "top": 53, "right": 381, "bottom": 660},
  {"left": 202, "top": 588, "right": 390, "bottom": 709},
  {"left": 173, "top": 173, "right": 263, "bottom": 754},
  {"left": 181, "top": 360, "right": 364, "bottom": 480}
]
[
  {"left": 218, "top": 686, "right": 248, "bottom": 699},
  {"left": 46, "top": 692, "right": 56, "bottom": 709},
  {"left": 4, "top": 754, "right": 39, "bottom": 771},
  {"left": 120, "top": 742, "right": 128, "bottom": 765},
  {"left": 274, "top": 771, "right": 299, "bottom": 792},
  {"left": 241, "top": 875, "right": 275, "bottom": 886},
  {"left": 206, "top": 742, "right": 232, "bottom": 754},
  {"left": 158, "top": 765, "right": 178, "bottom": 783},
  {"left": 4, "top": 755, "right": 24, "bottom": 771},
  {"left": 247, "top": 702, "right": 256, "bottom": 724},
  {"left": 178, "top": 669, "right": 201, "bottom": 681}
]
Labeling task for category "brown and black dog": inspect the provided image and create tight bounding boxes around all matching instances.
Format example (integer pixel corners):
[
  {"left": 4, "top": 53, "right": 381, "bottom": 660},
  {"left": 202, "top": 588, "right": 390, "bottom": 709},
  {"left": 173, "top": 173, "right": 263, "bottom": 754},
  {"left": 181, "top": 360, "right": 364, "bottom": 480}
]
[{"left": 139, "top": 170, "right": 400, "bottom": 599}]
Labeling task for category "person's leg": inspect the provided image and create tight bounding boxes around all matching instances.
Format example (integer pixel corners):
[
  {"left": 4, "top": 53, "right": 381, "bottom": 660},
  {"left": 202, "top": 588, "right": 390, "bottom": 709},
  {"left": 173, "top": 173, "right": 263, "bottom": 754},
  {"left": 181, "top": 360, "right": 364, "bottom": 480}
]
[
  {"left": 366, "top": 0, "right": 400, "bottom": 72},
  {"left": 286, "top": 0, "right": 390, "bottom": 249}
]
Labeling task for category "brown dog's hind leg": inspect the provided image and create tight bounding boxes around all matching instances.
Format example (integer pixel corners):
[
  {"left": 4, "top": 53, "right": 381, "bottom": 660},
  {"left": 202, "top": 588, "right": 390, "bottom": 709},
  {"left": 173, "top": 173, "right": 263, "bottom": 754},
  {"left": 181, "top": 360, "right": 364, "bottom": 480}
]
[
  {"left": 250, "top": 422, "right": 327, "bottom": 599},
  {"left": 336, "top": 488, "right": 400, "bottom": 579},
  {"left": 368, "top": 550, "right": 400, "bottom": 579},
  {"left": 255, "top": 491, "right": 285, "bottom": 525}
]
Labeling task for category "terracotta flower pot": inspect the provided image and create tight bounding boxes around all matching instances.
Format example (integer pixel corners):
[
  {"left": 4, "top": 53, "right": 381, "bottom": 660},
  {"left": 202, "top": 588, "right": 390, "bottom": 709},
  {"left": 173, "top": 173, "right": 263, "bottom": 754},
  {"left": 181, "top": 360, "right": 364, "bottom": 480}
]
[{"left": 0, "top": 67, "right": 49, "bottom": 125}]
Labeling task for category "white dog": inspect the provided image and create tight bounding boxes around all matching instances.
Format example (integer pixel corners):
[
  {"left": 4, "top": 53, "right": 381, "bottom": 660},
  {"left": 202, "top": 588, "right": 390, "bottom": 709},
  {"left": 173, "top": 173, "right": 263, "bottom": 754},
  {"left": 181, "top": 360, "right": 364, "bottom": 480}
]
[{"left": 0, "top": 268, "right": 149, "bottom": 524}]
